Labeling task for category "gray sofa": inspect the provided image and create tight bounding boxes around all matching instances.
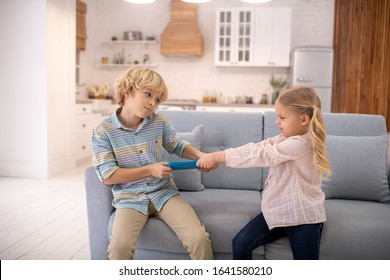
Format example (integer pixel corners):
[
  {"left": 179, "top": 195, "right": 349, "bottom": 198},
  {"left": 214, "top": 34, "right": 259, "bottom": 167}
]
[{"left": 85, "top": 110, "right": 390, "bottom": 260}]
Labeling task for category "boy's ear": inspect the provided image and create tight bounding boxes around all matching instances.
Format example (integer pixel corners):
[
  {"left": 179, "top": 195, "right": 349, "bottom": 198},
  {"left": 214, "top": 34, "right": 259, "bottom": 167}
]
[{"left": 301, "top": 114, "right": 310, "bottom": 126}]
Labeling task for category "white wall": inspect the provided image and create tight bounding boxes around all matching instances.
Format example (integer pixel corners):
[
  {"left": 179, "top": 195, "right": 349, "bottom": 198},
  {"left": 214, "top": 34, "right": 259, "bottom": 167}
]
[
  {"left": 79, "top": 0, "right": 334, "bottom": 103},
  {"left": 0, "top": 0, "right": 75, "bottom": 178}
]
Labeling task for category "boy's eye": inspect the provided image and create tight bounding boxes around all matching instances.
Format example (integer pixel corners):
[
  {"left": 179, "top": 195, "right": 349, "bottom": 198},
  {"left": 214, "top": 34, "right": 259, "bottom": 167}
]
[
  {"left": 155, "top": 98, "right": 161, "bottom": 104},
  {"left": 144, "top": 92, "right": 151, "bottom": 97}
]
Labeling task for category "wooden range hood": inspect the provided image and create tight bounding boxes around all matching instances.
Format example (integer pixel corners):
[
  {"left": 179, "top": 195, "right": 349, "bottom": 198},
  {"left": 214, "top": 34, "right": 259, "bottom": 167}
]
[{"left": 160, "top": 0, "right": 203, "bottom": 57}]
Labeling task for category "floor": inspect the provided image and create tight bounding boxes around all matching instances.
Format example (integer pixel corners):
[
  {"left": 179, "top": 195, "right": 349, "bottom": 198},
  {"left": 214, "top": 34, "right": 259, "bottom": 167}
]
[{"left": 0, "top": 161, "right": 90, "bottom": 260}]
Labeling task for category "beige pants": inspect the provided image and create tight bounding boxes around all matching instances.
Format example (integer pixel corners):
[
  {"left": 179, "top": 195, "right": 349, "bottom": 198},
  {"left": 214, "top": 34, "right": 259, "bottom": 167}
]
[{"left": 108, "top": 195, "right": 213, "bottom": 260}]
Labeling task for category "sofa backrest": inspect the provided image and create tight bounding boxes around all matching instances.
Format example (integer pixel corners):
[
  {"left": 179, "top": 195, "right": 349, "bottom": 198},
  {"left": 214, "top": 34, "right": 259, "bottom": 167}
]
[
  {"left": 264, "top": 111, "right": 387, "bottom": 138},
  {"left": 263, "top": 111, "right": 390, "bottom": 203},
  {"left": 160, "top": 110, "right": 263, "bottom": 191}
]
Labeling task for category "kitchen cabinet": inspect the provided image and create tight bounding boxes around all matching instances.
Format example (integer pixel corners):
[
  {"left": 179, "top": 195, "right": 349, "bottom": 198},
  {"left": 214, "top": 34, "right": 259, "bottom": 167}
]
[
  {"left": 214, "top": 7, "right": 291, "bottom": 67},
  {"left": 214, "top": 8, "right": 255, "bottom": 66},
  {"left": 254, "top": 7, "right": 291, "bottom": 67},
  {"left": 98, "top": 40, "right": 158, "bottom": 69},
  {"left": 74, "top": 103, "right": 102, "bottom": 162}
]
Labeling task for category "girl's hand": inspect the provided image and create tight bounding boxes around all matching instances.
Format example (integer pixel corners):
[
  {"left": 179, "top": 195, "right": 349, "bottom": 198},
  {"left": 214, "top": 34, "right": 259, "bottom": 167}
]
[
  {"left": 149, "top": 162, "right": 172, "bottom": 179},
  {"left": 197, "top": 152, "right": 224, "bottom": 171}
]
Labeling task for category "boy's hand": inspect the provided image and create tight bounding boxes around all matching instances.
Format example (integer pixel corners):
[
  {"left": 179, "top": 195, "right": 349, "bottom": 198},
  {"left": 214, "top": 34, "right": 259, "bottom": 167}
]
[{"left": 149, "top": 162, "right": 172, "bottom": 179}]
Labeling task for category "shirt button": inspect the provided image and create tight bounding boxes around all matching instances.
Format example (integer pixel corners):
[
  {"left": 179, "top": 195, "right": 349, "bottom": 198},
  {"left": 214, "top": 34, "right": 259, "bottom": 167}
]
[
  {"left": 139, "top": 150, "right": 143, "bottom": 154},
  {"left": 146, "top": 183, "right": 151, "bottom": 186}
]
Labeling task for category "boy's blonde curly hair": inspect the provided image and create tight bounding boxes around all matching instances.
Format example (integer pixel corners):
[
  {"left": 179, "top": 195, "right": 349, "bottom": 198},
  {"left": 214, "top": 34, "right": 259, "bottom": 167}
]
[{"left": 114, "top": 67, "right": 168, "bottom": 107}]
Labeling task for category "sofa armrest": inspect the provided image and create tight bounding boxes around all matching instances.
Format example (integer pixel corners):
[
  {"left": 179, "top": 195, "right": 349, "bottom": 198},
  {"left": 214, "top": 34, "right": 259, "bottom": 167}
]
[
  {"left": 388, "top": 162, "right": 390, "bottom": 186},
  {"left": 84, "top": 166, "right": 114, "bottom": 260}
]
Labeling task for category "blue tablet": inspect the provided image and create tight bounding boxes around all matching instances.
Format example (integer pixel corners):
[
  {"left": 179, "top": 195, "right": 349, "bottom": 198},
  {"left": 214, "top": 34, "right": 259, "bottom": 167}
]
[{"left": 167, "top": 160, "right": 198, "bottom": 170}]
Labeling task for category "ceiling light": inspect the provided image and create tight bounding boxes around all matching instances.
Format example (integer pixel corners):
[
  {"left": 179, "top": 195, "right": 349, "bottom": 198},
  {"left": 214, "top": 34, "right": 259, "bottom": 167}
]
[
  {"left": 124, "top": 0, "right": 156, "bottom": 4},
  {"left": 181, "top": 0, "right": 212, "bottom": 3},
  {"left": 241, "top": 0, "right": 272, "bottom": 3}
]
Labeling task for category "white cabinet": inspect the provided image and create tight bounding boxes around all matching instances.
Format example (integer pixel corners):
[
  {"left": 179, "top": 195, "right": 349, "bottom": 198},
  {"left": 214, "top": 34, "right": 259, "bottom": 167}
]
[
  {"left": 254, "top": 7, "right": 291, "bottom": 67},
  {"left": 74, "top": 103, "right": 102, "bottom": 162},
  {"left": 98, "top": 40, "right": 158, "bottom": 69},
  {"left": 214, "top": 8, "right": 255, "bottom": 66},
  {"left": 214, "top": 7, "right": 291, "bottom": 67}
]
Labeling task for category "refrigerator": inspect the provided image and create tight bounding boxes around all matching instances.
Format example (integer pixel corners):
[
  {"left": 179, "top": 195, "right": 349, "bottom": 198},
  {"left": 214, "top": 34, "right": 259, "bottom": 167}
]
[{"left": 289, "top": 47, "right": 334, "bottom": 112}]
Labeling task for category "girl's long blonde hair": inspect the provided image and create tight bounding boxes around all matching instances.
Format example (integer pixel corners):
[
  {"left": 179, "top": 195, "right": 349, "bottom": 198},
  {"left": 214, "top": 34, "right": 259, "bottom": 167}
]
[{"left": 278, "top": 87, "right": 331, "bottom": 179}]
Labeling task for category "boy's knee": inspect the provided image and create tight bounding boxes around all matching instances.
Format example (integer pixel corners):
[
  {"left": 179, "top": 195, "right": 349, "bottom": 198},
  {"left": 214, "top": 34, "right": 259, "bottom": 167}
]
[{"left": 108, "top": 239, "right": 135, "bottom": 260}]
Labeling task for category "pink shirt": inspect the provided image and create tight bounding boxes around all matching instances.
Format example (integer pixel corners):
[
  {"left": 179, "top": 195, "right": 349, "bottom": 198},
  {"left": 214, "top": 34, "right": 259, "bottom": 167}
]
[{"left": 225, "top": 132, "right": 326, "bottom": 229}]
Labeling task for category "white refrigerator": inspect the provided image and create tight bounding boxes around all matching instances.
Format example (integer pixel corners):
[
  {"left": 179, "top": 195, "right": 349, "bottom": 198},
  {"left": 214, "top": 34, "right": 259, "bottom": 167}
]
[{"left": 289, "top": 47, "right": 334, "bottom": 112}]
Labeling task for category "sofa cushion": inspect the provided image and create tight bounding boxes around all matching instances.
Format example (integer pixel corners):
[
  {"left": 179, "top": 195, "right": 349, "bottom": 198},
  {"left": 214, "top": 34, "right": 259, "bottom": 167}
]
[
  {"left": 132, "top": 189, "right": 264, "bottom": 255},
  {"left": 164, "top": 125, "right": 205, "bottom": 191},
  {"left": 322, "top": 135, "right": 390, "bottom": 203},
  {"left": 265, "top": 199, "right": 390, "bottom": 260}
]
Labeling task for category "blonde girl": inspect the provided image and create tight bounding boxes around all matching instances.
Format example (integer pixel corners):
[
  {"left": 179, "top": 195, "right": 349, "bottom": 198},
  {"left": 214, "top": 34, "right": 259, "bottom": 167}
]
[{"left": 197, "top": 87, "right": 331, "bottom": 260}]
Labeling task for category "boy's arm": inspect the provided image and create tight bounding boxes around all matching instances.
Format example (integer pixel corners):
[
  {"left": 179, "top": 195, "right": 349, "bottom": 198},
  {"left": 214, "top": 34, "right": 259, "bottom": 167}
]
[
  {"left": 103, "top": 163, "right": 172, "bottom": 185},
  {"left": 181, "top": 145, "right": 205, "bottom": 160}
]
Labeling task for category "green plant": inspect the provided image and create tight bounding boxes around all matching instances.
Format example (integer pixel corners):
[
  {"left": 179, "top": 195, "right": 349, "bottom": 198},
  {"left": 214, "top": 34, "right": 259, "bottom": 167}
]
[
  {"left": 270, "top": 75, "right": 287, "bottom": 91},
  {"left": 270, "top": 75, "right": 287, "bottom": 104}
]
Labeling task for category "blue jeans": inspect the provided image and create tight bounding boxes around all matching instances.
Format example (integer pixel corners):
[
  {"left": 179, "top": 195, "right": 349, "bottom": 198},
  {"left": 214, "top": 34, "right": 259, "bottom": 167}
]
[{"left": 233, "top": 213, "right": 323, "bottom": 260}]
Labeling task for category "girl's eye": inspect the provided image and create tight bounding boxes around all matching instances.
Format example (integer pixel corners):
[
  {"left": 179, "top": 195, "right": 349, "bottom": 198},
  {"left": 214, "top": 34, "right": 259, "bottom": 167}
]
[
  {"left": 144, "top": 92, "right": 151, "bottom": 97},
  {"left": 155, "top": 98, "right": 161, "bottom": 104}
]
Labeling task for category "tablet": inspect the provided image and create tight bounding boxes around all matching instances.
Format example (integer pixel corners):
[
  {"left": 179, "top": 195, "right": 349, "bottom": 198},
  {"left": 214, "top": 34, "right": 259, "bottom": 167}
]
[{"left": 167, "top": 160, "right": 198, "bottom": 170}]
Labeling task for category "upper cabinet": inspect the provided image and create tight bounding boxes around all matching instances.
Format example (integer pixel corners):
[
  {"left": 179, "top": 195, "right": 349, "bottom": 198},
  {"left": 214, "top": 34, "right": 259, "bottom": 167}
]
[
  {"left": 215, "top": 7, "right": 291, "bottom": 67},
  {"left": 254, "top": 7, "right": 291, "bottom": 67},
  {"left": 215, "top": 8, "right": 255, "bottom": 66}
]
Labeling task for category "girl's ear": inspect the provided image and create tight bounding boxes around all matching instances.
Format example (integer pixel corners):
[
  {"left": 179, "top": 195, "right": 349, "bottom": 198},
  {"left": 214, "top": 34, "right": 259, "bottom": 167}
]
[{"left": 301, "top": 114, "right": 310, "bottom": 126}]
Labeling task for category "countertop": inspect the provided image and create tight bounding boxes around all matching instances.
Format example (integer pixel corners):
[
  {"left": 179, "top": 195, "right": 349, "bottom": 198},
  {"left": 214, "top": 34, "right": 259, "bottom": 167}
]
[{"left": 163, "top": 100, "right": 274, "bottom": 108}]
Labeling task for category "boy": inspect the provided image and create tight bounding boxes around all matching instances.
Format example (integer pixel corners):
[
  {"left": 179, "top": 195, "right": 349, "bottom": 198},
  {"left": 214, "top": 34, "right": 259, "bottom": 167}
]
[{"left": 91, "top": 67, "right": 213, "bottom": 260}]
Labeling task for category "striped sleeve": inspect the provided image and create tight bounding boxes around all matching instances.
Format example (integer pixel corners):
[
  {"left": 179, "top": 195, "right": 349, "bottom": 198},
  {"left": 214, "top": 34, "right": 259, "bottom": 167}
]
[
  {"left": 91, "top": 124, "right": 119, "bottom": 183},
  {"left": 161, "top": 115, "right": 189, "bottom": 157}
]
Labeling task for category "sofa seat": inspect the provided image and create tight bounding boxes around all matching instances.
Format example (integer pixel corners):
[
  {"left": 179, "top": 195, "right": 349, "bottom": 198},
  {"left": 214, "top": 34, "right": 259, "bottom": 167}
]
[
  {"left": 108, "top": 188, "right": 264, "bottom": 260},
  {"left": 263, "top": 199, "right": 390, "bottom": 260}
]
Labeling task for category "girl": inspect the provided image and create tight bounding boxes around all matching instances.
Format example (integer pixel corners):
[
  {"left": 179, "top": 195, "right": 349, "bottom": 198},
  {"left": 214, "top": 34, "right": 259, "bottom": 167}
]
[{"left": 197, "top": 87, "right": 331, "bottom": 260}]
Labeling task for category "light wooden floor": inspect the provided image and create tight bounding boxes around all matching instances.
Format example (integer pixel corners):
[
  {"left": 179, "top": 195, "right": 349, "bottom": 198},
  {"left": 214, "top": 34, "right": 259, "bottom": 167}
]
[{"left": 0, "top": 161, "right": 91, "bottom": 260}]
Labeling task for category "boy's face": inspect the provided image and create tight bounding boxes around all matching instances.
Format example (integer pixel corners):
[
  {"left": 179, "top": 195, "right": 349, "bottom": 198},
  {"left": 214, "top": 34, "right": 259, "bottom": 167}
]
[{"left": 124, "top": 88, "right": 162, "bottom": 118}]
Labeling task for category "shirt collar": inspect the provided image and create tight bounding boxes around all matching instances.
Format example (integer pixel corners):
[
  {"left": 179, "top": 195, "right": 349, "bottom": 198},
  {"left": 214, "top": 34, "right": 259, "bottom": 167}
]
[{"left": 111, "top": 107, "right": 152, "bottom": 133}]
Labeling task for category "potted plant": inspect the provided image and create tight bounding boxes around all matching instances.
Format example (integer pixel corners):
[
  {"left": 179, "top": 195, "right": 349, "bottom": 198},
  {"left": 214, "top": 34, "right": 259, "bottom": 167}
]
[{"left": 270, "top": 75, "right": 287, "bottom": 104}]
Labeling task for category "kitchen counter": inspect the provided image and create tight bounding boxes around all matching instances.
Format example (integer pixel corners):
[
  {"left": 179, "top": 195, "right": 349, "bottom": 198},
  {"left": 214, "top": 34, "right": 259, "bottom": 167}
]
[{"left": 161, "top": 101, "right": 275, "bottom": 113}]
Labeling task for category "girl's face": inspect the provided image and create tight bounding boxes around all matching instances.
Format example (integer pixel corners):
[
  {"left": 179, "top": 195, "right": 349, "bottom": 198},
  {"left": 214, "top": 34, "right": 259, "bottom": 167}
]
[
  {"left": 124, "top": 88, "right": 162, "bottom": 118},
  {"left": 274, "top": 101, "right": 309, "bottom": 137}
]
